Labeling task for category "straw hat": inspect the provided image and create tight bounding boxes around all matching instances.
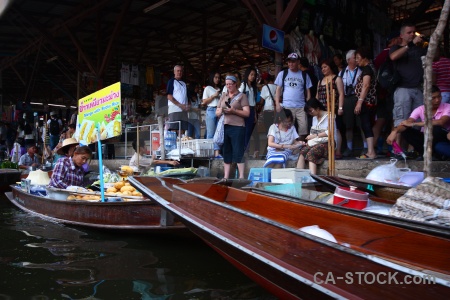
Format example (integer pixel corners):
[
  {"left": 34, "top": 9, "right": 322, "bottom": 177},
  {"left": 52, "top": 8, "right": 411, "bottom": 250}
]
[
  {"left": 56, "top": 138, "right": 79, "bottom": 155},
  {"left": 26, "top": 170, "right": 50, "bottom": 186}
]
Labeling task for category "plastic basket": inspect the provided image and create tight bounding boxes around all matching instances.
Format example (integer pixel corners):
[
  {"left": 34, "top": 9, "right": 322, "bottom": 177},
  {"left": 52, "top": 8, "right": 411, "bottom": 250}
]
[
  {"left": 248, "top": 168, "right": 271, "bottom": 184},
  {"left": 179, "top": 139, "right": 214, "bottom": 157}
]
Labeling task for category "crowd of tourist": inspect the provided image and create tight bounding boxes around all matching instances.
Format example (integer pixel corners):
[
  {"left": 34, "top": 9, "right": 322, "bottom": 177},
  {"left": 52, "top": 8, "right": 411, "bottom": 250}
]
[{"left": 165, "top": 22, "right": 450, "bottom": 177}]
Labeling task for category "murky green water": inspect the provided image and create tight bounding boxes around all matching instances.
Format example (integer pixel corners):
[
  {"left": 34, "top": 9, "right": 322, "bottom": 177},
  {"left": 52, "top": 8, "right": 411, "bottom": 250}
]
[{"left": 0, "top": 196, "right": 276, "bottom": 299}]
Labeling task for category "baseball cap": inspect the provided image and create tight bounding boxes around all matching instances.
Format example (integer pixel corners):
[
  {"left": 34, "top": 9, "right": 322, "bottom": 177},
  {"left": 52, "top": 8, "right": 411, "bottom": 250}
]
[{"left": 286, "top": 52, "right": 300, "bottom": 61}]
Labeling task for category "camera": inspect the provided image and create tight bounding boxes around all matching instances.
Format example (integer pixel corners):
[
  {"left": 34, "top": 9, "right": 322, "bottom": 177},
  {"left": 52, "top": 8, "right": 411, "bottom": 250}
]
[
  {"left": 345, "top": 84, "right": 354, "bottom": 96},
  {"left": 419, "top": 35, "right": 429, "bottom": 42}
]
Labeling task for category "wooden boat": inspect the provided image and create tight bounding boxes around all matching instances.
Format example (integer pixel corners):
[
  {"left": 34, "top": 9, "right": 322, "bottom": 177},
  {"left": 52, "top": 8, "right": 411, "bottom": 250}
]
[
  {"left": 129, "top": 177, "right": 450, "bottom": 299},
  {"left": 0, "top": 169, "right": 22, "bottom": 192},
  {"left": 5, "top": 178, "right": 187, "bottom": 232}
]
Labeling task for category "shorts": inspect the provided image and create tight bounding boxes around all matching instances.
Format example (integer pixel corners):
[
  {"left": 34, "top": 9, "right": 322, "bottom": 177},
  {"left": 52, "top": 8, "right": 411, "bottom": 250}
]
[
  {"left": 392, "top": 87, "right": 423, "bottom": 127},
  {"left": 168, "top": 112, "right": 189, "bottom": 130},
  {"left": 285, "top": 107, "right": 308, "bottom": 136}
]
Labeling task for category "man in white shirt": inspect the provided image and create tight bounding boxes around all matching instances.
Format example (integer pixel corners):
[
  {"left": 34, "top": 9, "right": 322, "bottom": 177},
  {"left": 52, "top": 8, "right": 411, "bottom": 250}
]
[
  {"left": 166, "top": 65, "right": 190, "bottom": 136},
  {"left": 275, "top": 53, "right": 313, "bottom": 140}
]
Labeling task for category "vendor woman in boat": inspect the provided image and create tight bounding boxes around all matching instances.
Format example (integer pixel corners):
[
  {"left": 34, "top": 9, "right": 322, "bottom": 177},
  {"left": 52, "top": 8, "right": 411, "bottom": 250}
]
[
  {"left": 48, "top": 145, "right": 92, "bottom": 189},
  {"left": 129, "top": 138, "right": 180, "bottom": 169},
  {"left": 52, "top": 138, "right": 79, "bottom": 163}
]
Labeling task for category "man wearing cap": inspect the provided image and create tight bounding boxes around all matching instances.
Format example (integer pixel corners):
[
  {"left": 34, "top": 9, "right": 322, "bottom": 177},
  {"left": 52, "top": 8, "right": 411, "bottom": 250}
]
[
  {"left": 18, "top": 144, "right": 41, "bottom": 170},
  {"left": 275, "top": 53, "right": 313, "bottom": 140},
  {"left": 47, "top": 112, "right": 62, "bottom": 150},
  {"left": 166, "top": 65, "right": 189, "bottom": 137}
]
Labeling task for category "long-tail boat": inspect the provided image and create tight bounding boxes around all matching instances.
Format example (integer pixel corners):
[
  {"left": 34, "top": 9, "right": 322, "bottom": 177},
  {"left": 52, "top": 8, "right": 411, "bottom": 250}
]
[
  {"left": 129, "top": 177, "right": 450, "bottom": 299},
  {"left": 5, "top": 178, "right": 186, "bottom": 232}
]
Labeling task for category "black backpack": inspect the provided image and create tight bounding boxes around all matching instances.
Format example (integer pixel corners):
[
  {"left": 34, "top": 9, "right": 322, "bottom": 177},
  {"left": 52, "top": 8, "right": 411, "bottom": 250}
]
[
  {"left": 378, "top": 57, "right": 400, "bottom": 92},
  {"left": 49, "top": 119, "right": 60, "bottom": 135}
]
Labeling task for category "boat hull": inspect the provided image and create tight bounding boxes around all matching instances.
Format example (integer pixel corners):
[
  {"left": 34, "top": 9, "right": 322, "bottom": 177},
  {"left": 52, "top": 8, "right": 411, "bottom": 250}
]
[
  {"left": 129, "top": 178, "right": 450, "bottom": 299},
  {"left": 0, "top": 169, "right": 21, "bottom": 192},
  {"left": 7, "top": 185, "right": 185, "bottom": 231}
]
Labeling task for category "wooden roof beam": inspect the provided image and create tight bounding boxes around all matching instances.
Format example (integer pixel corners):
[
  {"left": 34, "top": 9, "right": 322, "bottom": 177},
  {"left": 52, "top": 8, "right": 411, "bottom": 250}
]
[
  {"left": 64, "top": 24, "right": 97, "bottom": 76},
  {"left": 13, "top": 8, "right": 86, "bottom": 75},
  {"left": 98, "top": 0, "right": 132, "bottom": 77}
]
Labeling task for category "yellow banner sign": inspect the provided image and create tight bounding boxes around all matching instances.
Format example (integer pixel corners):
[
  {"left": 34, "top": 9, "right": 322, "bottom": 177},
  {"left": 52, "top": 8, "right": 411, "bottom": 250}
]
[{"left": 74, "top": 82, "right": 121, "bottom": 144}]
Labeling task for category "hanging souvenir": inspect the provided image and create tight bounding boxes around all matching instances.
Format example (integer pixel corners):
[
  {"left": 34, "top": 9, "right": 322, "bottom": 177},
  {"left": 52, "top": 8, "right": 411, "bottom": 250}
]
[
  {"left": 313, "top": 12, "right": 324, "bottom": 35},
  {"left": 299, "top": 8, "right": 310, "bottom": 31},
  {"left": 322, "top": 16, "right": 334, "bottom": 37}
]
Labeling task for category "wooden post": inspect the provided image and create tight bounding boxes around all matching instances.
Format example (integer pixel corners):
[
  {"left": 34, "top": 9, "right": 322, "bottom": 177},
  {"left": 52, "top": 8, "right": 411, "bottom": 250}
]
[
  {"left": 330, "top": 88, "right": 336, "bottom": 176},
  {"left": 136, "top": 123, "right": 140, "bottom": 167},
  {"left": 422, "top": 2, "right": 450, "bottom": 176},
  {"left": 325, "top": 78, "right": 334, "bottom": 176},
  {"left": 42, "top": 114, "right": 47, "bottom": 164}
]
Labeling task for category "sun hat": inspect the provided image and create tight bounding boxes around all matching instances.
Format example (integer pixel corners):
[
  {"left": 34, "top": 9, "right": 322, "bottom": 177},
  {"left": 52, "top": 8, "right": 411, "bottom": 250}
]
[{"left": 56, "top": 138, "right": 79, "bottom": 155}]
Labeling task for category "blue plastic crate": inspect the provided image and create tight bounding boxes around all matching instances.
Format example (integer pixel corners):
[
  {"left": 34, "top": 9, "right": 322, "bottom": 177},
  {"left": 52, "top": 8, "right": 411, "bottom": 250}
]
[{"left": 248, "top": 168, "right": 271, "bottom": 184}]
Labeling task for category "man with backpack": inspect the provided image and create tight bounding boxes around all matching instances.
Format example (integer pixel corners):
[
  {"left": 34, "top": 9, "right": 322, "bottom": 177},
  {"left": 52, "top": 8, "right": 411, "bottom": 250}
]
[
  {"left": 47, "top": 111, "right": 62, "bottom": 150},
  {"left": 274, "top": 53, "right": 313, "bottom": 140}
]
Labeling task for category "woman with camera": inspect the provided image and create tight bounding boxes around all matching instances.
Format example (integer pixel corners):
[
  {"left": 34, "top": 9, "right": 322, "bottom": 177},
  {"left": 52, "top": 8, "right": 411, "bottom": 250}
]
[
  {"left": 316, "top": 58, "right": 345, "bottom": 159},
  {"left": 215, "top": 74, "right": 249, "bottom": 179}
]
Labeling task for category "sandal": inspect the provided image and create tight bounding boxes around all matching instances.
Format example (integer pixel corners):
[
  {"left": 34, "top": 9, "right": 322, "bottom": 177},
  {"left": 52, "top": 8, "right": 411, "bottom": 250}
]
[
  {"left": 335, "top": 153, "right": 343, "bottom": 159},
  {"left": 356, "top": 154, "right": 375, "bottom": 160}
]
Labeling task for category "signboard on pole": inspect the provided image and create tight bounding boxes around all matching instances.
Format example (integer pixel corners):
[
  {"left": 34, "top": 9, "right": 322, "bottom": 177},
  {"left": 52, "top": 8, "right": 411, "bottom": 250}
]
[
  {"left": 262, "top": 24, "right": 285, "bottom": 53},
  {"left": 74, "top": 82, "right": 121, "bottom": 145}
]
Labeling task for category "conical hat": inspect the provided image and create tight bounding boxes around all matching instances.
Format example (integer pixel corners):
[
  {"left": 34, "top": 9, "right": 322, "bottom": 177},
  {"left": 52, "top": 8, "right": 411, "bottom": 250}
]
[
  {"left": 56, "top": 138, "right": 79, "bottom": 155},
  {"left": 26, "top": 170, "right": 51, "bottom": 186}
]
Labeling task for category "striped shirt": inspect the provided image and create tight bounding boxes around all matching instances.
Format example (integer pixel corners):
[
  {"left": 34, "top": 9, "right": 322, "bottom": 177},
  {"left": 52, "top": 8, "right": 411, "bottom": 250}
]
[
  {"left": 49, "top": 156, "right": 85, "bottom": 189},
  {"left": 432, "top": 57, "right": 450, "bottom": 93}
]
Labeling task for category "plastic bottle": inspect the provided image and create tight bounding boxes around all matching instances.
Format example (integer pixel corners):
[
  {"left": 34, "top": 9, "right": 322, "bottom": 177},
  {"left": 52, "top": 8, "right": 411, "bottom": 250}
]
[
  {"left": 392, "top": 141, "right": 406, "bottom": 159},
  {"left": 164, "top": 130, "right": 171, "bottom": 151}
]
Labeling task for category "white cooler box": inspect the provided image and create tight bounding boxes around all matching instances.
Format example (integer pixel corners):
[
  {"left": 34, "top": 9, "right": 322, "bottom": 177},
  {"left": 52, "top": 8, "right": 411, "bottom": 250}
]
[{"left": 271, "top": 168, "right": 315, "bottom": 183}]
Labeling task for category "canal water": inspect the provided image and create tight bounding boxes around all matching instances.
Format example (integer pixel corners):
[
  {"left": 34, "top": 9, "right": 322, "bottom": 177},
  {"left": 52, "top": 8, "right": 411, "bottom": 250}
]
[{"left": 0, "top": 196, "right": 276, "bottom": 299}]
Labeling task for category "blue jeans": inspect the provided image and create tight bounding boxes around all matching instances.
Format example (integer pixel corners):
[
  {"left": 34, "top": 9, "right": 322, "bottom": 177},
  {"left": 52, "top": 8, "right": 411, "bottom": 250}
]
[
  {"left": 223, "top": 125, "right": 245, "bottom": 164},
  {"left": 441, "top": 92, "right": 450, "bottom": 104},
  {"left": 49, "top": 135, "right": 59, "bottom": 150},
  {"left": 435, "top": 141, "right": 450, "bottom": 157},
  {"left": 187, "top": 119, "right": 201, "bottom": 139},
  {"left": 206, "top": 107, "right": 221, "bottom": 150}
]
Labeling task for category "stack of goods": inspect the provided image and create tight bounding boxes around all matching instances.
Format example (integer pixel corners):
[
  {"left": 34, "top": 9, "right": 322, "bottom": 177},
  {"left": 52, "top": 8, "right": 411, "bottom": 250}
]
[{"left": 390, "top": 177, "right": 450, "bottom": 226}]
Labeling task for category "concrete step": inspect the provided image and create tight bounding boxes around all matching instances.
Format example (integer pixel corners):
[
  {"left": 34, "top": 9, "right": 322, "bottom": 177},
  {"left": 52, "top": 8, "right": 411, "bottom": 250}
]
[{"left": 87, "top": 157, "right": 450, "bottom": 179}]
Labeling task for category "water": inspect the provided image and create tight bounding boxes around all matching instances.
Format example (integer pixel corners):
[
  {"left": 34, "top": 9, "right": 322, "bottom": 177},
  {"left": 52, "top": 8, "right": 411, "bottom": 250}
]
[{"left": 0, "top": 196, "right": 276, "bottom": 299}]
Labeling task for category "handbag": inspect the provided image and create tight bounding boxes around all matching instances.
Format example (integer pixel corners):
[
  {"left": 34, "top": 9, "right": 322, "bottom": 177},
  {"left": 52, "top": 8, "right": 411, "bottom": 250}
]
[
  {"left": 213, "top": 115, "right": 225, "bottom": 146},
  {"left": 212, "top": 92, "right": 243, "bottom": 146},
  {"left": 307, "top": 112, "right": 329, "bottom": 147},
  {"left": 307, "top": 136, "right": 328, "bottom": 147}
]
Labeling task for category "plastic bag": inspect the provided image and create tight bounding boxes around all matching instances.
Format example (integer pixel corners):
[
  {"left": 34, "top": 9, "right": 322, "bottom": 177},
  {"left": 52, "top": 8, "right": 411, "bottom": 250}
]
[{"left": 366, "top": 159, "right": 410, "bottom": 183}]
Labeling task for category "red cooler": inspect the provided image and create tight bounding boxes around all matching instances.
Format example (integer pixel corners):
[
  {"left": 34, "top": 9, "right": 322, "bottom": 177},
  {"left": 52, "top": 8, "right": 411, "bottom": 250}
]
[
  {"left": 151, "top": 131, "right": 160, "bottom": 153},
  {"left": 333, "top": 186, "right": 368, "bottom": 210}
]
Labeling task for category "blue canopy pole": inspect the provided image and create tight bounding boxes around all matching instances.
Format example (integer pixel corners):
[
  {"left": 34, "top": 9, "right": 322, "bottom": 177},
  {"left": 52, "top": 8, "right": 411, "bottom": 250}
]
[{"left": 97, "top": 122, "right": 105, "bottom": 202}]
